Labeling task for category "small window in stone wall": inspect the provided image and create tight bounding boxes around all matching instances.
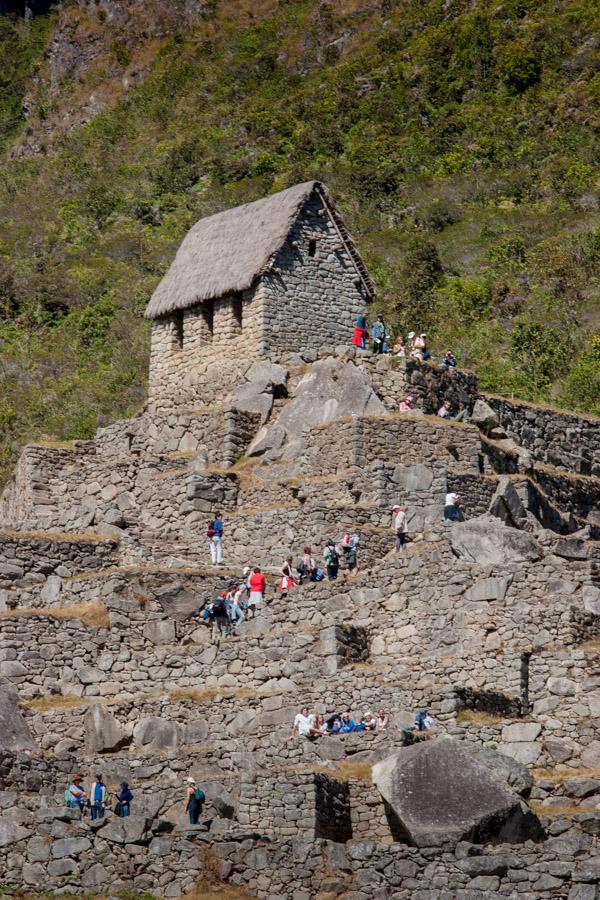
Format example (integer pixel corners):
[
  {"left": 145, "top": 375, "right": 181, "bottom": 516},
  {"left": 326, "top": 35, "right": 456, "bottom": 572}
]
[
  {"left": 173, "top": 310, "right": 184, "bottom": 349},
  {"left": 308, "top": 238, "right": 317, "bottom": 257},
  {"left": 201, "top": 301, "right": 214, "bottom": 338},
  {"left": 233, "top": 294, "right": 243, "bottom": 331}
]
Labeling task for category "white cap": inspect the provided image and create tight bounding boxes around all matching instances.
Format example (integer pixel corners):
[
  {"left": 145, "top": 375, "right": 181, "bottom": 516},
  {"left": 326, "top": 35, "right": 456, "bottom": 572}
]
[
  {"left": 408, "top": 331, "right": 415, "bottom": 338},
  {"left": 392, "top": 504, "right": 402, "bottom": 510},
  {"left": 186, "top": 777, "right": 196, "bottom": 784}
]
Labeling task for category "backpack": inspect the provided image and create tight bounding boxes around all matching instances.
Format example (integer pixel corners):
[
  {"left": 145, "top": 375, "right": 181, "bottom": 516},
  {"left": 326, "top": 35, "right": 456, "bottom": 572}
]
[
  {"left": 326, "top": 546, "right": 339, "bottom": 564},
  {"left": 207, "top": 519, "right": 216, "bottom": 537},
  {"left": 64, "top": 788, "right": 71, "bottom": 806},
  {"left": 194, "top": 788, "right": 205, "bottom": 805},
  {"left": 211, "top": 597, "right": 226, "bottom": 618},
  {"left": 313, "top": 568, "right": 325, "bottom": 582}
]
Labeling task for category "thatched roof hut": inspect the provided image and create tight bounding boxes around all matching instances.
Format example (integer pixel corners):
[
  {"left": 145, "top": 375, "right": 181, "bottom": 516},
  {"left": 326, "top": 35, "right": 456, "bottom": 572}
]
[{"left": 144, "top": 181, "right": 374, "bottom": 319}]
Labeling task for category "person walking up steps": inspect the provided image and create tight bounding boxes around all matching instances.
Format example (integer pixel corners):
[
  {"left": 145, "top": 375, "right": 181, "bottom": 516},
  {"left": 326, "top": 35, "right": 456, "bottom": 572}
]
[
  {"left": 248, "top": 566, "right": 266, "bottom": 615},
  {"left": 392, "top": 504, "right": 407, "bottom": 552},
  {"left": 323, "top": 540, "right": 340, "bottom": 580},
  {"left": 184, "top": 777, "right": 205, "bottom": 826},
  {"left": 207, "top": 512, "right": 224, "bottom": 565}
]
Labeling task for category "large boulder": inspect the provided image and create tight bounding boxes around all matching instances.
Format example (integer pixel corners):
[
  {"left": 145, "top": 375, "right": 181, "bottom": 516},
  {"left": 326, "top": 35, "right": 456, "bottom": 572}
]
[
  {"left": 84, "top": 704, "right": 128, "bottom": 754},
  {"left": 488, "top": 477, "right": 528, "bottom": 530},
  {"left": 133, "top": 717, "right": 182, "bottom": 751},
  {"left": 470, "top": 399, "right": 500, "bottom": 433},
  {"left": 231, "top": 361, "right": 289, "bottom": 425},
  {"left": 372, "top": 737, "right": 542, "bottom": 848},
  {"left": 450, "top": 517, "right": 542, "bottom": 566},
  {"left": 247, "top": 358, "right": 385, "bottom": 461},
  {"left": 100, "top": 815, "right": 152, "bottom": 845},
  {"left": 0, "top": 679, "right": 35, "bottom": 751}
]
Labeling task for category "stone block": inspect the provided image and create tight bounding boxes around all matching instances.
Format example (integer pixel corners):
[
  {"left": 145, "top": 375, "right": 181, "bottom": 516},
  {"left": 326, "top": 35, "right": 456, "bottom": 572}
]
[
  {"left": 143, "top": 619, "right": 176, "bottom": 645},
  {"left": 501, "top": 723, "right": 541, "bottom": 743}
]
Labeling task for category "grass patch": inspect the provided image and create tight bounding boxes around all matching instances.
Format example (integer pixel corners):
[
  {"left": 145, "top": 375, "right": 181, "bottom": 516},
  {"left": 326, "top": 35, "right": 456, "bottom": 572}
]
[
  {"left": 577, "top": 640, "right": 600, "bottom": 654},
  {"left": 169, "top": 687, "right": 264, "bottom": 704},
  {"left": 533, "top": 767, "right": 600, "bottom": 782},
  {"left": 331, "top": 760, "right": 373, "bottom": 783},
  {"left": 23, "top": 695, "right": 88, "bottom": 712},
  {"left": 0, "top": 602, "right": 110, "bottom": 628},
  {"left": 530, "top": 800, "right": 582, "bottom": 819},
  {"left": 0, "top": 528, "right": 116, "bottom": 545},
  {"left": 31, "top": 440, "right": 80, "bottom": 450},
  {"left": 456, "top": 709, "right": 503, "bottom": 725}
]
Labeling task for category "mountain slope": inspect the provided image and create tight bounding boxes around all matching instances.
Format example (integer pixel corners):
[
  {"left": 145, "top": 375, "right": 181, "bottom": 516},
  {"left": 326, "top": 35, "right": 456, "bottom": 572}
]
[{"left": 0, "top": 0, "right": 599, "bottom": 479}]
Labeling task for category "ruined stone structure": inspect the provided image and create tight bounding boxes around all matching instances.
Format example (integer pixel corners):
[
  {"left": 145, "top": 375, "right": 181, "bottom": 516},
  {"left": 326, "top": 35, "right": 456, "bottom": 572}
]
[
  {"left": 145, "top": 181, "right": 374, "bottom": 412},
  {"left": 1, "top": 185, "right": 600, "bottom": 898}
]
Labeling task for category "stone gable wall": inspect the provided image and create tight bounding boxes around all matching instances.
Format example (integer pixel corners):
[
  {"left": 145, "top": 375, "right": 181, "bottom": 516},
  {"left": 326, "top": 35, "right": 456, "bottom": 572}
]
[{"left": 261, "top": 192, "right": 369, "bottom": 354}]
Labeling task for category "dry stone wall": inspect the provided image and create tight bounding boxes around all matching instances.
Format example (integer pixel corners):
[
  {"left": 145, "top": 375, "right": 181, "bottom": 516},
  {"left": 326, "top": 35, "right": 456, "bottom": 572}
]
[
  {"left": 3, "top": 346, "right": 600, "bottom": 898},
  {"left": 486, "top": 395, "right": 600, "bottom": 476}
]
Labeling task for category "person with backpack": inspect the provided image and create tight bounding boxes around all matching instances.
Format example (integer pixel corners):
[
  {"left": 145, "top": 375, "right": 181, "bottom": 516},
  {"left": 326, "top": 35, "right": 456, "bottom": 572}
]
[
  {"left": 323, "top": 540, "right": 340, "bottom": 581},
  {"left": 184, "top": 777, "right": 205, "bottom": 826},
  {"left": 115, "top": 781, "right": 133, "bottom": 817},
  {"left": 296, "top": 547, "right": 317, "bottom": 584},
  {"left": 210, "top": 591, "right": 230, "bottom": 641},
  {"left": 89, "top": 772, "right": 107, "bottom": 820},
  {"left": 65, "top": 774, "right": 87, "bottom": 814},
  {"left": 340, "top": 533, "right": 359, "bottom": 574},
  {"left": 207, "top": 512, "right": 224, "bottom": 565}
]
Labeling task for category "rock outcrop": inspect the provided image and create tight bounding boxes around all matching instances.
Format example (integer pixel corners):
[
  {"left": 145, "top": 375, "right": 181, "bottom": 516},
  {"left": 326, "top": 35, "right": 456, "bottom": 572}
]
[
  {"left": 372, "top": 737, "right": 543, "bottom": 848},
  {"left": 248, "top": 357, "right": 385, "bottom": 460},
  {"left": 0, "top": 678, "right": 35, "bottom": 751}
]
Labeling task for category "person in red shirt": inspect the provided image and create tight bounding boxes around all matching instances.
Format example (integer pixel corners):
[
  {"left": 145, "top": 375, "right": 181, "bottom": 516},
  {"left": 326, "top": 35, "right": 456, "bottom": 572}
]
[
  {"left": 351, "top": 314, "right": 368, "bottom": 351},
  {"left": 248, "top": 567, "right": 266, "bottom": 617}
]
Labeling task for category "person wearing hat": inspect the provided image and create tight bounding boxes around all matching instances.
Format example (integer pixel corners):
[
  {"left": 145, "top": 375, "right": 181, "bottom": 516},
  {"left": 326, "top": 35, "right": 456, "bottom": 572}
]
[
  {"left": 67, "top": 774, "right": 87, "bottom": 813},
  {"left": 184, "top": 777, "right": 205, "bottom": 826},
  {"left": 392, "top": 505, "right": 407, "bottom": 552},
  {"left": 371, "top": 313, "right": 387, "bottom": 354},
  {"left": 115, "top": 781, "right": 134, "bottom": 817},
  {"left": 89, "top": 772, "right": 107, "bottom": 820},
  {"left": 398, "top": 395, "right": 414, "bottom": 412}
]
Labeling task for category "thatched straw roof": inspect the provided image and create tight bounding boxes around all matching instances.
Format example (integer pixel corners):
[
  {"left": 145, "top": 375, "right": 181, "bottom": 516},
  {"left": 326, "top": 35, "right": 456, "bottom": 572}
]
[{"left": 144, "top": 180, "right": 374, "bottom": 319}]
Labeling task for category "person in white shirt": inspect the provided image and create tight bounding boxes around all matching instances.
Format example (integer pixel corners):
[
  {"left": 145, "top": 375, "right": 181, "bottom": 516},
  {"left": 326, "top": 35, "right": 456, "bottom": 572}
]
[
  {"left": 290, "top": 705, "right": 314, "bottom": 739},
  {"left": 443, "top": 492, "right": 463, "bottom": 523},
  {"left": 392, "top": 504, "right": 407, "bottom": 551}
]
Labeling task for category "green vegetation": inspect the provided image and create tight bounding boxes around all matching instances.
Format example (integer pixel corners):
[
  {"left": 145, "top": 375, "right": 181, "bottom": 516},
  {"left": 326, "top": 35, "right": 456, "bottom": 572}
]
[{"left": 0, "top": 0, "right": 599, "bottom": 481}]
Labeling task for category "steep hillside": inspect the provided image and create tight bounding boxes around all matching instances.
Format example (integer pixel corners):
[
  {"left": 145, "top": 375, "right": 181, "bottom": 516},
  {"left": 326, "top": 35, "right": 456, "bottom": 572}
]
[{"left": 0, "top": 0, "right": 599, "bottom": 479}]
